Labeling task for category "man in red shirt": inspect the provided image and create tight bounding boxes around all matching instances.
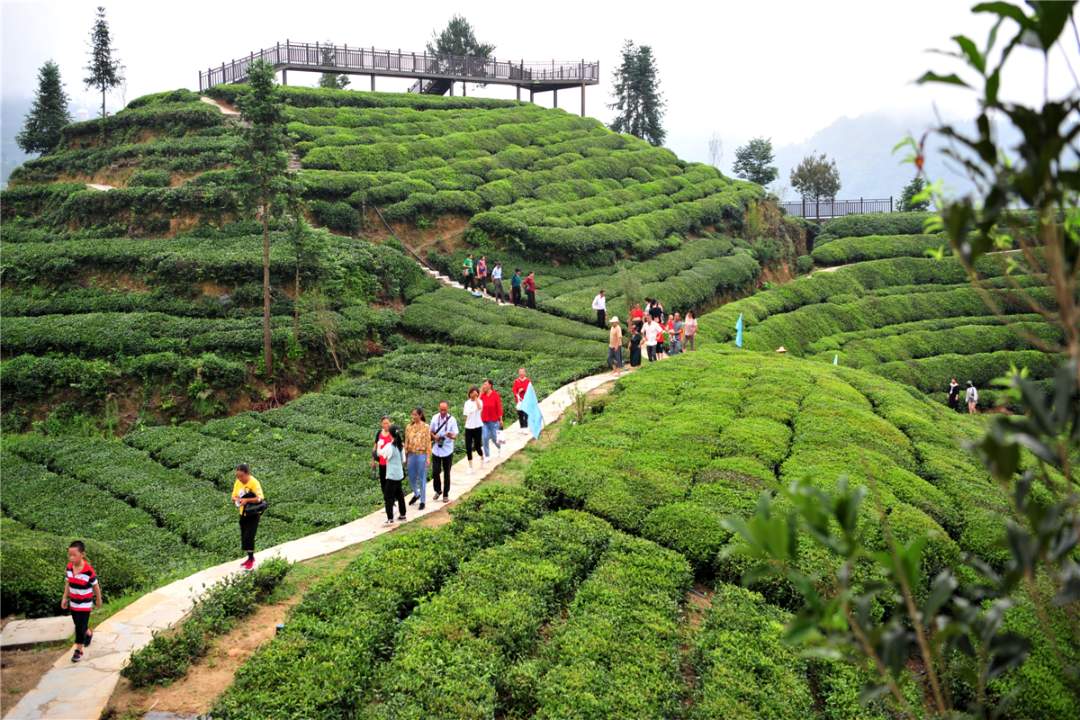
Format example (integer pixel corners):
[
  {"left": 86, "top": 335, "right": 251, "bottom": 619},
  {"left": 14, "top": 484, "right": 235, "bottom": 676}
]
[
  {"left": 512, "top": 367, "right": 531, "bottom": 435},
  {"left": 479, "top": 379, "right": 504, "bottom": 461},
  {"left": 523, "top": 271, "right": 537, "bottom": 308}
]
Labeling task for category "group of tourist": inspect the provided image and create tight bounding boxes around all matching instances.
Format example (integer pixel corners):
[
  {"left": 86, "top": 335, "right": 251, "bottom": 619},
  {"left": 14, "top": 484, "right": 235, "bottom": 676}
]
[
  {"left": 594, "top": 291, "right": 698, "bottom": 375},
  {"left": 369, "top": 367, "right": 533, "bottom": 526},
  {"left": 460, "top": 254, "right": 537, "bottom": 308},
  {"left": 947, "top": 377, "right": 980, "bottom": 414}
]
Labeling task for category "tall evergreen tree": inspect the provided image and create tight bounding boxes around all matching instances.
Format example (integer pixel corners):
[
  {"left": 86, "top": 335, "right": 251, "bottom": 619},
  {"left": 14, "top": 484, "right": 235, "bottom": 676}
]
[
  {"left": 608, "top": 40, "right": 666, "bottom": 146},
  {"left": 318, "top": 44, "right": 350, "bottom": 90},
  {"left": 83, "top": 6, "right": 123, "bottom": 122},
  {"left": 17, "top": 61, "right": 71, "bottom": 155},
  {"left": 427, "top": 15, "right": 494, "bottom": 81},
  {"left": 236, "top": 60, "right": 293, "bottom": 377}
]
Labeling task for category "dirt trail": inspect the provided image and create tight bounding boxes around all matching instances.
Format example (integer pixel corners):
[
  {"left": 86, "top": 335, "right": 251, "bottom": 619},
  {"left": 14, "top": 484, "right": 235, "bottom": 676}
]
[
  {"left": 199, "top": 95, "right": 240, "bottom": 116},
  {"left": 103, "top": 596, "right": 301, "bottom": 718}
]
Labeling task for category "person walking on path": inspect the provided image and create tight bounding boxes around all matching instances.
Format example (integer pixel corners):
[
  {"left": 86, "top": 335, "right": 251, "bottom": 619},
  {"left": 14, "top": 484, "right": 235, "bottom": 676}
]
[
  {"left": 377, "top": 423, "right": 406, "bottom": 525},
  {"left": 592, "top": 290, "right": 607, "bottom": 328},
  {"left": 523, "top": 271, "right": 537, "bottom": 309},
  {"left": 462, "top": 386, "right": 484, "bottom": 472},
  {"left": 947, "top": 377, "right": 961, "bottom": 411},
  {"left": 61, "top": 540, "right": 102, "bottom": 663},
  {"left": 491, "top": 262, "right": 505, "bottom": 303},
  {"left": 965, "top": 381, "right": 979, "bottom": 414},
  {"left": 629, "top": 320, "right": 643, "bottom": 367},
  {"left": 648, "top": 298, "right": 663, "bottom": 323},
  {"left": 429, "top": 401, "right": 458, "bottom": 502},
  {"left": 476, "top": 256, "right": 488, "bottom": 294},
  {"left": 512, "top": 367, "right": 531, "bottom": 434},
  {"left": 683, "top": 311, "right": 698, "bottom": 351},
  {"left": 461, "top": 254, "right": 475, "bottom": 290},
  {"left": 511, "top": 268, "right": 523, "bottom": 306},
  {"left": 231, "top": 463, "right": 265, "bottom": 570},
  {"left": 630, "top": 302, "right": 645, "bottom": 326},
  {"left": 480, "top": 379, "right": 504, "bottom": 459},
  {"left": 643, "top": 316, "right": 661, "bottom": 362},
  {"left": 669, "top": 313, "right": 684, "bottom": 356},
  {"left": 405, "top": 407, "right": 432, "bottom": 510},
  {"left": 608, "top": 317, "right": 624, "bottom": 375}
]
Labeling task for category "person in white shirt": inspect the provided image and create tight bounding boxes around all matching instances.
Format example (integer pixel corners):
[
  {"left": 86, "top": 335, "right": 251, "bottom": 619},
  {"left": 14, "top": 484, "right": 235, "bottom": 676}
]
[
  {"left": 643, "top": 318, "right": 661, "bottom": 362},
  {"left": 592, "top": 290, "right": 607, "bottom": 328},
  {"left": 462, "top": 386, "right": 484, "bottom": 470},
  {"left": 965, "top": 381, "right": 979, "bottom": 414},
  {"left": 491, "top": 263, "right": 505, "bottom": 304}
]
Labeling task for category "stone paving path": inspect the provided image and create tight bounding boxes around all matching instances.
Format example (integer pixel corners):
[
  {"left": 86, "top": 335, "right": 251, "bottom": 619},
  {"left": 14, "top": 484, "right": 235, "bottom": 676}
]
[
  {"left": 4, "top": 370, "right": 616, "bottom": 720},
  {"left": 0, "top": 618, "right": 73, "bottom": 649}
]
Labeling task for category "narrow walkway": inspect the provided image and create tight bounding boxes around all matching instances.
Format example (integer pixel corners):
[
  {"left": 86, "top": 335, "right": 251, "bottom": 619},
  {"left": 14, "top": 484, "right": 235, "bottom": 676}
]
[
  {"left": 199, "top": 95, "right": 240, "bottom": 116},
  {"left": 85, "top": 183, "right": 114, "bottom": 191},
  {"left": 4, "top": 371, "right": 617, "bottom": 720}
]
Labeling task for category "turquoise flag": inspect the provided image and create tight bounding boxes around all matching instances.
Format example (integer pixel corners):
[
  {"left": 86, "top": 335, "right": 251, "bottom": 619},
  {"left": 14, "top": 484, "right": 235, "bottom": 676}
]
[
  {"left": 833, "top": 354, "right": 839, "bottom": 365},
  {"left": 521, "top": 382, "right": 545, "bottom": 440},
  {"left": 734, "top": 313, "right": 744, "bottom": 348}
]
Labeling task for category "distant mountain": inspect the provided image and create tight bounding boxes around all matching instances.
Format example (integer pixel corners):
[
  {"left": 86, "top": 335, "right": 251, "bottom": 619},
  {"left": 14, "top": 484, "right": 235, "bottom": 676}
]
[{"left": 770, "top": 111, "right": 994, "bottom": 202}]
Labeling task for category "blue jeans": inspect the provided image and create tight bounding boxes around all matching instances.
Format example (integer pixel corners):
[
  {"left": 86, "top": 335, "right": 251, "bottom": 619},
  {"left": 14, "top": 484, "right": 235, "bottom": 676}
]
[
  {"left": 482, "top": 421, "right": 501, "bottom": 457},
  {"left": 406, "top": 453, "right": 427, "bottom": 504}
]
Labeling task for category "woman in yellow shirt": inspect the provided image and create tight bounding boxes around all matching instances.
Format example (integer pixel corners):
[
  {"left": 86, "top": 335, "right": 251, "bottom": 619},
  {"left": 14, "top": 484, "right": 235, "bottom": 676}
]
[
  {"left": 404, "top": 407, "right": 432, "bottom": 510},
  {"left": 230, "top": 463, "right": 264, "bottom": 570}
]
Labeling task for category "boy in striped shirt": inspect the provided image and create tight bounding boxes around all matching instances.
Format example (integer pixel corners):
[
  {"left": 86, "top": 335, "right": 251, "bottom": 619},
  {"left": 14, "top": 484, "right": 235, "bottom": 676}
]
[{"left": 61, "top": 540, "right": 102, "bottom": 662}]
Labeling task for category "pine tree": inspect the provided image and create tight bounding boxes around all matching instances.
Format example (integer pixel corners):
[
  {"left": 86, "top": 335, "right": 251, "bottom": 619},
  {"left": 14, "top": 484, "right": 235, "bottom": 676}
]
[
  {"left": 898, "top": 176, "right": 929, "bottom": 211},
  {"left": 236, "top": 60, "right": 293, "bottom": 377},
  {"left": 83, "top": 6, "right": 123, "bottom": 122},
  {"left": 17, "top": 61, "right": 71, "bottom": 155},
  {"left": 608, "top": 41, "right": 666, "bottom": 146},
  {"left": 318, "top": 44, "right": 350, "bottom": 90},
  {"left": 427, "top": 15, "right": 493, "bottom": 80}
]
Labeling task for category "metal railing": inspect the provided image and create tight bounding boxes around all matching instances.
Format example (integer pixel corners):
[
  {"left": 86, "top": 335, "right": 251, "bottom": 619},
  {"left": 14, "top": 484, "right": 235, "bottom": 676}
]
[
  {"left": 199, "top": 41, "right": 600, "bottom": 90},
  {"left": 778, "top": 197, "right": 894, "bottom": 219}
]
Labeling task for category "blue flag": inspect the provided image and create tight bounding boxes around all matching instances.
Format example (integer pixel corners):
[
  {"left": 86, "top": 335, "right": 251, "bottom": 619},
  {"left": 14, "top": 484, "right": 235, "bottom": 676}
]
[
  {"left": 735, "top": 313, "right": 744, "bottom": 348},
  {"left": 521, "top": 382, "right": 545, "bottom": 440},
  {"left": 833, "top": 354, "right": 839, "bottom": 366}
]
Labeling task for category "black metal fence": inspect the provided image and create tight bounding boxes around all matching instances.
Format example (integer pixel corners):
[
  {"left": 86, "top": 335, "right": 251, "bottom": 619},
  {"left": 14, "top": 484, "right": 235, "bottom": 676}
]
[
  {"left": 199, "top": 41, "right": 600, "bottom": 90},
  {"left": 778, "top": 197, "right": 894, "bottom": 219}
]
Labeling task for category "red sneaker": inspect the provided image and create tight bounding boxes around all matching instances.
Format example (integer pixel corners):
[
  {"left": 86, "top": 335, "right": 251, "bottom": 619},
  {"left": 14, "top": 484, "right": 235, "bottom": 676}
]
[{"left": 241, "top": 558, "right": 254, "bottom": 571}]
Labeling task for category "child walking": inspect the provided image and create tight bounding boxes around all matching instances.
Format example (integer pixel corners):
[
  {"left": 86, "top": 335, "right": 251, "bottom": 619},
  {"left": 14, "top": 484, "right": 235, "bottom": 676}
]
[{"left": 61, "top": 540, "right": 102, "bottom": 663}]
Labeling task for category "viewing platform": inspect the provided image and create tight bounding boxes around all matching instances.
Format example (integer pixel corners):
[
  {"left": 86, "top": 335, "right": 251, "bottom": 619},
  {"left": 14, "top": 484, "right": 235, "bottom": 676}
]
[{"left": 198, "top": 41, "right": 600, "bottom": 115}]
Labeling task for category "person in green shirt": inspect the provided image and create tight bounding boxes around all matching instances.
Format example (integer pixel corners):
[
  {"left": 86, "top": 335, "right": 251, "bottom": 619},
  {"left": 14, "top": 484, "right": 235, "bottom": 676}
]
[
  {"left": 510, "top": 268, "right": 523, "bottom": 306},
  {"left": 462, "top": 254, "right": 474, "bottom": 290}
]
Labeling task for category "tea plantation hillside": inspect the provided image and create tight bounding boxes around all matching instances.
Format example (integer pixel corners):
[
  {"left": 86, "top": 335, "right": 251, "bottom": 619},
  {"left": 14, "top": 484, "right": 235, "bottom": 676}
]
[
  {"left": 699, "top": 249, "right": 1063, "bottom": 407},
  {"left": 1, "top": 86, "right": 791, "bottom": 424},
  {"left": 211, "top": 350, "right": 1076, "bottom": 720},
  {"left": 2, "top": 83, "right": 789, "bottom": 617}
]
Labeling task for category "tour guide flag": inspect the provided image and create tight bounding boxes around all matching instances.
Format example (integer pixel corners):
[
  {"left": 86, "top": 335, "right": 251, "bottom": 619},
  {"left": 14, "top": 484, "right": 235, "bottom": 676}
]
[
  {"left": 735, "top": 313, "right": 744, "bottom": 348},
  {"left": 522, "top": 382, "right": 545, "bottom": 440}
]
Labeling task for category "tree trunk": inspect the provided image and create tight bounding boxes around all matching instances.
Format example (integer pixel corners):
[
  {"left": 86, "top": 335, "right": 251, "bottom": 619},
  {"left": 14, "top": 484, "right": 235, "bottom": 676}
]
[
  {"left": 293, "top": 259, "right": 301, "bottom": 341},
  {"left": 262, "top": 206, "right": 273, "bottom": 377}
]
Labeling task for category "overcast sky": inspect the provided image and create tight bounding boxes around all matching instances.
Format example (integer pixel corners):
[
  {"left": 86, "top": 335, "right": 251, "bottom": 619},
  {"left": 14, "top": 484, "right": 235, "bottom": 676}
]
[{"left": 2, "top": 0, "right": 1077, "bottom": 166}]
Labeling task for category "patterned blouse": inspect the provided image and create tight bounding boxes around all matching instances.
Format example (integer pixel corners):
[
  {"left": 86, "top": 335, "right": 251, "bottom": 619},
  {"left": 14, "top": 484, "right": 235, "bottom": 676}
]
[{"left": 404, "top": 421, "right": 432, "bottom": 455}]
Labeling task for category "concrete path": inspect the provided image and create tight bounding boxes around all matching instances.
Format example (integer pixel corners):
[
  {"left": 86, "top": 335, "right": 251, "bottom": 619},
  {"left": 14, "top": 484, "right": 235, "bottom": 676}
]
[
  {"left": 420, "top": 265, "right": 501, "bottom": 302},
  {"left": 4, "top": 371, "right": 616, "bottom": 720},
  {"left": 1, "top": 618, "right": 73, "bottom": 649},
  {"left": 85, "top": 183, "right": 114, "bottom": 191}
]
